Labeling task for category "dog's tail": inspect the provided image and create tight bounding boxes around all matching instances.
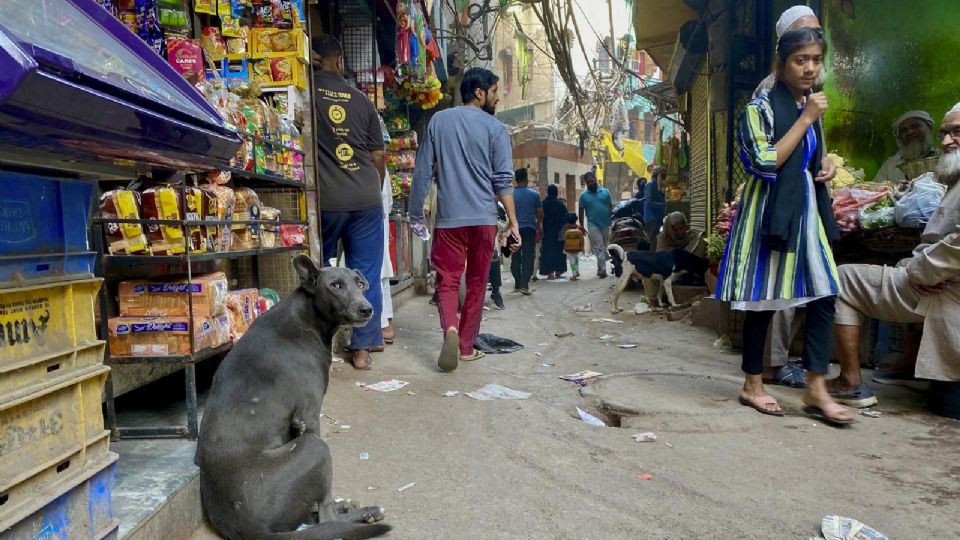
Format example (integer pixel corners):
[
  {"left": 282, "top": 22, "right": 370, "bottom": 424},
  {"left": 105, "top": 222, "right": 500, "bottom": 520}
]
[
  {"left": 265, "top": 522, "right": 392, "bottom": 540},
  {"left": 607, "top": 243, "right": 625, "bottom": 259}
]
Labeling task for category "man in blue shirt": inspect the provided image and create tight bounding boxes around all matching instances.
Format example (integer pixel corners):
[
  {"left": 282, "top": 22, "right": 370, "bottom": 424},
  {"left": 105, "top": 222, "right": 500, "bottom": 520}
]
[
  {"left": 578, "top": 171, "right": 613, "bottom": 278},
  {"left": 510, "top": 168, "right": 543, "bottom": 294},
  {"left": 408, "top": 68, "right": 519, "bottom": 372}
]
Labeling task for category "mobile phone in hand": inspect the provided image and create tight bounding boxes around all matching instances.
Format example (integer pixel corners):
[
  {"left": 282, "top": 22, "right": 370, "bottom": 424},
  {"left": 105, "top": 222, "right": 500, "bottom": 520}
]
[{"left": 500, "top": 232, "right": 520, "bottom": 258}]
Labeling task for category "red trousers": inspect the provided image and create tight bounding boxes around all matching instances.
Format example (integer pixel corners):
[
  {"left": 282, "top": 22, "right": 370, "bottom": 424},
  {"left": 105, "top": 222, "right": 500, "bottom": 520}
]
[{"left": 431, "top": 226, "right": 497, "bottom": 356}]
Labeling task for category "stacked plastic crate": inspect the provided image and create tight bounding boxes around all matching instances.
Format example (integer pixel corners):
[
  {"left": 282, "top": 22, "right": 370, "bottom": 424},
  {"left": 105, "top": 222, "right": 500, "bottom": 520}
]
[{"left": 0, "top": 171, "right": 119, "bottom": 538}]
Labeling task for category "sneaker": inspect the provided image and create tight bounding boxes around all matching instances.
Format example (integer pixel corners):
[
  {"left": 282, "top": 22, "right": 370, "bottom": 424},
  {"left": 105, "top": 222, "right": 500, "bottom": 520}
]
[
  {"left": 491, "top": 292, "right": 505, "bottom": 310},
  {"left": 829, "top": 383, "right": 878, "bottom": 408},
  {"left": 872, "top": 367, "right": 928, "bottom": 390}
]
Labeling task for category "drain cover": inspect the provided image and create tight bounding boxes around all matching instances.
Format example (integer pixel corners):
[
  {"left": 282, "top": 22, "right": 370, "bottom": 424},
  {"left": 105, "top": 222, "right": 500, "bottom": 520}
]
[{"left": 588, "top": 372, "right": 748, "bottom": 417}]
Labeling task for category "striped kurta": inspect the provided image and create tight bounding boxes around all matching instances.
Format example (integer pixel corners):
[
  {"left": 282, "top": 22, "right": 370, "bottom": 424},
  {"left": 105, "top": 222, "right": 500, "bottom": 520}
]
[{"left": 716, "top": 94, "right": 841, "bottom": 311}]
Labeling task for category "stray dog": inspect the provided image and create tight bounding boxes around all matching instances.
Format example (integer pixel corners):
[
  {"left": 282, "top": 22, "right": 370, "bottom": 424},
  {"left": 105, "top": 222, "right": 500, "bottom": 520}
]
[
  {"left": 606, "top": 244, "right": 710, "bottom": 313},
  {"left": 196, "top": 256, "right": 391, "bottom": 540}
]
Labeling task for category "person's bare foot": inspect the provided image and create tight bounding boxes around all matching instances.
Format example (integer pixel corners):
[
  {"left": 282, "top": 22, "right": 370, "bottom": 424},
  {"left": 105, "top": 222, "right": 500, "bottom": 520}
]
[
  {"left": 350, "top": 349, "right": 372, "bottom": 370},
  {"left": 383, "top": 320, "right": 395, "bottom": 343}
]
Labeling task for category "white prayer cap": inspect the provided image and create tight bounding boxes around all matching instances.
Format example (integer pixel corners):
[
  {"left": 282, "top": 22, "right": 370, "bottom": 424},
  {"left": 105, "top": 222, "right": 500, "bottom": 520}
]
[
  {"left": 892, "top": 110, "right": 934, "bottom": 133},
  {"left": 776, "top": 6, "right": 817, "bottom": 38},
  {"left": 949, "top": 102, "right": 960, "bottom": 115}
]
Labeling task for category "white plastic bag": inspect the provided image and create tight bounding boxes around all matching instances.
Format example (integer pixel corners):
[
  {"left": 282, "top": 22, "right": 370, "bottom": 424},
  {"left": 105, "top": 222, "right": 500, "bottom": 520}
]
[{"left": 895, "top": 173, "right": 947, "bottom": 228}]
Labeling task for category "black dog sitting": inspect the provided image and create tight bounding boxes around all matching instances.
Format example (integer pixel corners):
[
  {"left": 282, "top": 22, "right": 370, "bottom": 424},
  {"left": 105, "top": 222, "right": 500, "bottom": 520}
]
[
  {"left": 196, "top": 256, "right": 391, "bottom": 540},
  {"left": 606, "top": 244, "right": 710, "bottom": 312}
]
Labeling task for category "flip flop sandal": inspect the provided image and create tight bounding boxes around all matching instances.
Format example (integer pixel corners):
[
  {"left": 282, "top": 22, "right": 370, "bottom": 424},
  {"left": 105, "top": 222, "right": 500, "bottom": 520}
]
[
  {"left": 438, "top": 330, "right": 460, "bottom": 372},
  {"left": 739, "top": 396, "right": 786, "bottom": 417},
  {"left": 460, "top": 350, "right": 485, "bottom": 362},
  {"left": 383, "top": 338, "right": 395, "bottom": 345},
  {"left": 803, "top": 405, "right": 855, "bottom": 427}
]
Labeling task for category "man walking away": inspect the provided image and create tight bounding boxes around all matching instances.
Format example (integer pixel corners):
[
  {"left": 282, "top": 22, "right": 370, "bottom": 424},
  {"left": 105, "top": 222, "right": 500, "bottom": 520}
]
[
  {"left": 643, "top": 167, "right": 667, "bottom": 249},
  {"left": 578, "top": 171, "right": 613, "bottom": 278},
  {"left": 312, "top": 35, "right": 385, "bottom": 370},
  {"left": 511, "top": 168, "right": 542, "bottom": 294},
  {"left": 408, "top": 67, "right": 519, "bottom": 372}
]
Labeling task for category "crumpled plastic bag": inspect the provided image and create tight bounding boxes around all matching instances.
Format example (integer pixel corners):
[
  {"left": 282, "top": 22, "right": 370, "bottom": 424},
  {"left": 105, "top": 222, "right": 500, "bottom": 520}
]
[
  {"left": 473, "top": 333, "right": 524, "bottom": 354},
  {"left": 895, "top": 173, "right": 947, "bottom": 229},
  {"left": 465, "top": 384, "right": 531, "bottom": 400},
  {"left": 859, "top": 204, "right": 895, "bottom": 230}
]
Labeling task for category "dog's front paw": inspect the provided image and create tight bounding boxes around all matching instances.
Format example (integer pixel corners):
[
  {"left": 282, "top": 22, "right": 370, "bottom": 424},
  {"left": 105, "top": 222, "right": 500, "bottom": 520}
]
[
  {"left": 611, "top": 308, "right": 623, "bottom": 314},
  {"left": 358, "top": 506, "right": 386, "bottom": 524},
  {"left": 291, "top": 418, "right": 307, "bottom": 435}
]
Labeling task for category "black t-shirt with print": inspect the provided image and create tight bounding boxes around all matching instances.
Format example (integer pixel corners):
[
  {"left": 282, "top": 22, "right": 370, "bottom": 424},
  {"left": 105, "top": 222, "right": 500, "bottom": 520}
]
[{"left": 314, "top": 70, "right": 384, "bottom": 211}]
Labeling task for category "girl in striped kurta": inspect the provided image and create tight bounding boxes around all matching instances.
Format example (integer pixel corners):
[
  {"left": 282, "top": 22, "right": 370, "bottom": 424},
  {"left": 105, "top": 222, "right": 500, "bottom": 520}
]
[{"left": 716, "top": 27, "right": 853, "bottom": 425}]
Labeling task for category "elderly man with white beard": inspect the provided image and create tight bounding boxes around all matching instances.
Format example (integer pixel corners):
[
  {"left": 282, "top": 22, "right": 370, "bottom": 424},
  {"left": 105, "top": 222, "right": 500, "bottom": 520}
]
[
  {"left": 874, "top": 110, "right": 941, "bottom": 184},
  {"left": 826, "top": 104, "right": 960, "bottom": 408}
]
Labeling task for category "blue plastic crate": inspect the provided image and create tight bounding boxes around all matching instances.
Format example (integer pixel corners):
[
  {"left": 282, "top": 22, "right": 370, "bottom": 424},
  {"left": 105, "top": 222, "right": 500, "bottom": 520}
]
[{"left": 0, "top": 171, "right": 96, "bottom": 284}]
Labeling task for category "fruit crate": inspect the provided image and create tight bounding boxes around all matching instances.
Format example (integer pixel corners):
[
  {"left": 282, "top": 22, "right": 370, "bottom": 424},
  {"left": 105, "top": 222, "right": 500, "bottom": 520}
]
[
  {"left": 0, "top": 450, "right": 119, "bottom": 539},
  {"left": 0, "top": 278, "right": 102, "bottom": 367}
]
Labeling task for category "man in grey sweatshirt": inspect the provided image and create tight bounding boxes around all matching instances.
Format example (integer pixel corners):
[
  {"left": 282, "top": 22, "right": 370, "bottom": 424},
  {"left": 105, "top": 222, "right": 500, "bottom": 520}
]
[{"left": 409, "top": 67, "right": 520, "bottom": 372}]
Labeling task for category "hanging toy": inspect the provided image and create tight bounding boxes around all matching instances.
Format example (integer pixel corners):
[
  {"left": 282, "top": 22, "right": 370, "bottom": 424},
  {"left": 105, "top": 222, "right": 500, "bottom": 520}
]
[{"left": 395, "top": 1, "right": 411, "bottom": 66}]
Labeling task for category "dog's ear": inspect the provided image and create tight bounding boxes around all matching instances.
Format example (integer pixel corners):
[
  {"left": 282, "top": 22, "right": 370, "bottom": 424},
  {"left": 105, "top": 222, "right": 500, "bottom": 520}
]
[{"left": 293, "top": 255, "right": 321, "bottom": 293}]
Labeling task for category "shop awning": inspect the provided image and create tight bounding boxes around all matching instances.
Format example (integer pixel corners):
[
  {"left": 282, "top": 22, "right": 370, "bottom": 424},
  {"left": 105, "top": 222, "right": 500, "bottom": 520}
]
[{"left": 632, "top": 0, "right": 697, "bottom": 72}]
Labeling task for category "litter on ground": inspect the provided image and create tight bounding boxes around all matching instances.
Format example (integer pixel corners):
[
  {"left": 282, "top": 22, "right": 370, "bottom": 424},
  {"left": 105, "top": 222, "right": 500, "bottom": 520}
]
[
  {"left": 599, "top": 334, "right": 614, "bottom": 340},
  {"left": 574, "top": 303, "right": 594, "bottom": 312},
  {"left": 632, "top": 432, "right": 658, "bottom": 443},
  {"left": 633, "top": 303, "right": 651, "bottom": 315},
  {"left": 359, "top": 379, "right": 410, "bottom": 392},
  {"left": 359, "top": 452, "right": 369, "bottom": 460},
  {"left": 636, "top": 473, "right": 654, "bottom": 481},
  {"left": 466, "top": 384, "right": 531, "bottom": 400},
  {"left": 576, "top": 407, "right": 606, "bottom": 427},
  {"left": 561, "top": 371, "right": 602, "bottom": 385},
  {"left": 554, "top": 332, "right": 575, "bottom": 338},
  {"left": 443, "top": 391, "right": 459, "bottom": 397},
  {"left": 591, "top": 318, "right": 624, "bottom": 324},
  {"left": 860, "top": 409, "right": 882, "bottom": 418},
  {"left": 398, "top": 482, "right": 417, "bottom": 493},
  {"left": 820, "top": 515, "right": 887, "bottom": 540},
  {"left": 540, "top": 363, "right": 555, "bottom": 367},
  {"left": 618, "top": 344, "right": 638, "bottom": 349}
]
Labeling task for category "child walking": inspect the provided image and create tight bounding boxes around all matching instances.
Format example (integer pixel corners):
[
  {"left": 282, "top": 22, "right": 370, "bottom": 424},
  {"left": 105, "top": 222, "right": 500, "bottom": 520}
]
[{"left": 562, "top": 213, "right": 585, "bottom": 281}]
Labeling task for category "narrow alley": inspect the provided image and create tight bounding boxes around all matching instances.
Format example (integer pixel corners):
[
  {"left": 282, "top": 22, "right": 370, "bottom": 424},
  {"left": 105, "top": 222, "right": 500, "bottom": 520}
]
[{"left": 263, "top": 268, "right": 960, "bottom": 539}]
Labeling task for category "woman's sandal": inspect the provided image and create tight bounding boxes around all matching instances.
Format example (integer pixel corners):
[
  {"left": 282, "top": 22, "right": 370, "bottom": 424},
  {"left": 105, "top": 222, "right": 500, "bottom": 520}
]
[
  {"left": 738, "top": 395, "right": 785, "bottom": 417},
  {"left": 803, "top": 405, "right": 855, "bottom": 427}
]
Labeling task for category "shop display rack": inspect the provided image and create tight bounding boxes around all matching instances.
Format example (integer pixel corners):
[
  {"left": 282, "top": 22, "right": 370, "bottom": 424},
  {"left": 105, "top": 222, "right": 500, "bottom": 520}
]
[{"left": 93, "top": 171, "right": 308, "bottom": 440}]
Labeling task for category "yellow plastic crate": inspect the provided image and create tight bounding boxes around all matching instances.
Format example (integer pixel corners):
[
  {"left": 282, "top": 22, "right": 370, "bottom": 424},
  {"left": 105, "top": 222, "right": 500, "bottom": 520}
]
[
  {"left": 0, "top": 278, "right": 101, "bottom": 367},
  {"left": 0, "top": 365, "right": 110, "bottom": 498},
  {"left": 0, "top": 342, "right": 105, "bottom": 399},
  {"left": 0, "top": 448, "right": 117, "bottom": 538}
]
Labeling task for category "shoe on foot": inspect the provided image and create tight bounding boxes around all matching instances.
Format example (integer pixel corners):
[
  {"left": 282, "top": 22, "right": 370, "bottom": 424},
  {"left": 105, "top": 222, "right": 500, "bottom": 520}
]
[
  {"left": 829, "top": 383, "right": 878, "bottom": 408},
  {"left": 872, "top": 367, "right": 927, "bottom": 389},
  {"left": 429, "top": 292, "right": 438, "bottom": 306},
  {"left": 520, "top": 288, "right": 532, "bottom": 296},
  {"left": 491, "top": 292, "right": 505, "bottom": 310}
]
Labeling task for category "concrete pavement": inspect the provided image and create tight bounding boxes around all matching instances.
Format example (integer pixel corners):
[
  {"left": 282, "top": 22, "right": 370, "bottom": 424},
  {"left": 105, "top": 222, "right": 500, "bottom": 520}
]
[{"left": 291, "top": 267, "right": 960, "bottom": 539}]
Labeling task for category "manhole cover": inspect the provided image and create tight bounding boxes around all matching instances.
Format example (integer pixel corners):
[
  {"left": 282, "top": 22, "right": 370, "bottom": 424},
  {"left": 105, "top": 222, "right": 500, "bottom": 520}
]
[{"left": 587, "top": 372, "right": 748, "bottom": 418}]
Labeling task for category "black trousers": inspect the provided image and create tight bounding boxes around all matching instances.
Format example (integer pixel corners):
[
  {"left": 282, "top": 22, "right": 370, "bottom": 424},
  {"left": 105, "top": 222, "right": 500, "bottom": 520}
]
[
  {"left": 511, "top": 228, "right": 537, "bottom": 289},
  {"left": 742, "top": 296, "right": 836, "bottom": 375},
  {"left": 488, "top": 246, "right": 501, "bottom": 293}
]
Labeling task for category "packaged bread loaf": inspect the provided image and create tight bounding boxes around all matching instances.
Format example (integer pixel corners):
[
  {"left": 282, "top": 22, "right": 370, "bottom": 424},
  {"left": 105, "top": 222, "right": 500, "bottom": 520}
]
[
  {"left": 183, "top": 186, "right": 209, "bottom": 254},
  {"left": 118, "top": 272, "right": 228, "bottom": 318},
  {"left": 108, "top": 316, "right": 216, "bottom": 356},
  {"left": 260, "top": 206, "right": 280, "bottom": 247},
  {"left": 225, "top": 294, "right": 249, "bottom": 342},
  {"left": 232, "top": 187, "right": 262, "bottom": 250},
  {"left": 200, "top": 183, "right": 235, "bottom": 252},
  {"left": 142, "top": 185, "right": 186, "bottom": 256},
  {"left": 100, "top": 189, "right": 150, "bottom": 255},
  {"left": 210, "top": 313, "right": 231, "bottom": 347}
]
